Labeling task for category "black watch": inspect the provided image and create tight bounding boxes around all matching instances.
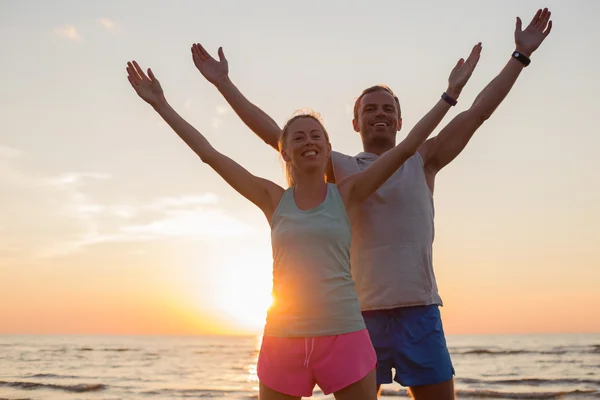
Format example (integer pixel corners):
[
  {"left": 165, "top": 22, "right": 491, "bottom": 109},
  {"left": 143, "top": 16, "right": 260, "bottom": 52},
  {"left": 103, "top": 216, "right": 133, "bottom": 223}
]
[{"left": 512, "top": 51, "right": 531, "bottom": 66}]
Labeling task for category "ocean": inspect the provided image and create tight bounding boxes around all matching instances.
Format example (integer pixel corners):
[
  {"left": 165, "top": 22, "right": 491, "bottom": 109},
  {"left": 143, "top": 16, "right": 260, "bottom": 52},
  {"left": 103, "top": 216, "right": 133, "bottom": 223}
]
[{"left": 0, "top": 333, "right": 598, "bottom": 399}]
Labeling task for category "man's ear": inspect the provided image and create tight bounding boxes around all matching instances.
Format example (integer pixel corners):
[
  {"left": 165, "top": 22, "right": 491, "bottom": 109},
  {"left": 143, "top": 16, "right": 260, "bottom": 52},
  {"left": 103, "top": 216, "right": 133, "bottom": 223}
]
[
  {"left": 397, "top": 118, "right": 403, "bottom": 131},
  {"left": 352, "top": 118, "right": 360, "bottom": 133}
]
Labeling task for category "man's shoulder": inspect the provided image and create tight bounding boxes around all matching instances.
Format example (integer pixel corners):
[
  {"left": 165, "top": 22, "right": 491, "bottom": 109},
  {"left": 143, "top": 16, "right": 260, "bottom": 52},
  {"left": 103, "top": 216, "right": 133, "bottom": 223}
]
[
  {"left": 331, "top": 150, "right": 353, "bottom": 160},
  {"left": 330, "top": 151, "right": 357, "bottom": 183}
]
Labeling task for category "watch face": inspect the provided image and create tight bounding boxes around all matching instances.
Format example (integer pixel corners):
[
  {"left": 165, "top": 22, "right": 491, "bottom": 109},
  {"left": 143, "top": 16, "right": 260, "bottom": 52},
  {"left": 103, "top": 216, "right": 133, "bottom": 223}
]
[{"left": 514, "top": 52, "right": 520, "bottom": 56}]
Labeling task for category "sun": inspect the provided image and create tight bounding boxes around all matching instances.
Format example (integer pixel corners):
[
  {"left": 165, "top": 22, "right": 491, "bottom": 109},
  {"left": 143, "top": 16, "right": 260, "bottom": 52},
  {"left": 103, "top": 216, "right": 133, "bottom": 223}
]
[{"left": 211, "top": 248, "right": 274, "bottom": 332}]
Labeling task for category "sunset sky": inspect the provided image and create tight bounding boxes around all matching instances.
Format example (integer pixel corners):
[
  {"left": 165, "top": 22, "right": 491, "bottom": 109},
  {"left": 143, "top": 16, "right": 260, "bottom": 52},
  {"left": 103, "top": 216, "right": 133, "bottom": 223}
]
[{"left": 1, "top": 0, "right": 599, "bottom": 336}]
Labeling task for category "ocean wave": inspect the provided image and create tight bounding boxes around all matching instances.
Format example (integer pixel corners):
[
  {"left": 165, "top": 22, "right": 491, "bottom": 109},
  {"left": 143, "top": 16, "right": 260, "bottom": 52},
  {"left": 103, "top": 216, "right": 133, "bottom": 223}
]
[
  {"left": 25, "top": 373, "right": 81, "bottom": 379},
  {"left": 77, "top": 347, "right": 135, "bottom": 352},
  {"left": 39, "top": 348, "right": 66, "bottom": 353},
  {"left": 379, "top": 388, "right": 599, "bottom": 398},
  {"left": 451, "top": 344, "right": 600, "bottom": 356},
  {"left": 452, "top": 349, "right": 569, "bottom": 356},
  {"left": 457, "top": 377, "right": 600, "bottom": 387},
  {"left": 0, "top": 397, "right": 32, "bottom": 400},
  {"left": 0, "top": 398, "right": 32, "bottom": 400},
  {"left": 454, "top": 389, "right": 598, "bottom": 399},
  {"left": 0, "top": 381, "right": 106, "bottom": 393},
  {"left": 142, "top": 388, "right": 240, "bottom": 398}
]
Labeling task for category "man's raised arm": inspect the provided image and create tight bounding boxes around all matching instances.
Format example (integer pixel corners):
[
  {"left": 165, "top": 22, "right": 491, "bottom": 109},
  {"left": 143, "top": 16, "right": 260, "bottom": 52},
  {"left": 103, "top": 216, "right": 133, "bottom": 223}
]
[
  {"left": 419, "top": 8, "right": 552, "bottom": 182},
  {"left": 191, "top": 44, "right": 281, "bottom": 150}
]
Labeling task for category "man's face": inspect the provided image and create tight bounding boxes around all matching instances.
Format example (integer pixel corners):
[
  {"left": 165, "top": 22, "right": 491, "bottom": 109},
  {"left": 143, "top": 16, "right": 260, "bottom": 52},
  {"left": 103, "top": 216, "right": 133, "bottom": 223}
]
[{"left": 353, "top": 90, "right": 402, "bottom": 149}]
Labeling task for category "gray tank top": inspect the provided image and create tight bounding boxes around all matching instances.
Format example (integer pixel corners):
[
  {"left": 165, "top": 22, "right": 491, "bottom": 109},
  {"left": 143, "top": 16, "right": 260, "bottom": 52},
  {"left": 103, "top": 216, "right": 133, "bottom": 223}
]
[
  {"left": 331, "top": 151, "right": 442, "bottom": 311},
  {"left": 265, "top": 183, "right": 366, "bottom": 337}
]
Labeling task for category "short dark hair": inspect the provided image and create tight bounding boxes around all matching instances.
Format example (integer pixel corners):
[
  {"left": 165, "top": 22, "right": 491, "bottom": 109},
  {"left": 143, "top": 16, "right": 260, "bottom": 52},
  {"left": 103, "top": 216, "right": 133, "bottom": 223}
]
[{"left": 353, "top": 85, "right": 401, "bottom": 122}]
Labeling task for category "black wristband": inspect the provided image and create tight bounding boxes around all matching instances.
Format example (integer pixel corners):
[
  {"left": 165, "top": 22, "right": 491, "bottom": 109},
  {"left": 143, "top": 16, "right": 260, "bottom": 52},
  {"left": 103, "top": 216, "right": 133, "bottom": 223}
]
[
  {"left": 512, "top": 51, "right": 531, "bottom": 66},
  {"left": 441, "top": 92, "right": 457, "bottom": 106}
]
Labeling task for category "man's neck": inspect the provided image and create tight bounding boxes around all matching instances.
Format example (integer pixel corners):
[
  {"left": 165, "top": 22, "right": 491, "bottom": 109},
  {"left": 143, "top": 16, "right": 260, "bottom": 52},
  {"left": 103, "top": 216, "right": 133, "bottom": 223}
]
[{"left": 362, "top": 142, "right": 395, "bottom": 156}]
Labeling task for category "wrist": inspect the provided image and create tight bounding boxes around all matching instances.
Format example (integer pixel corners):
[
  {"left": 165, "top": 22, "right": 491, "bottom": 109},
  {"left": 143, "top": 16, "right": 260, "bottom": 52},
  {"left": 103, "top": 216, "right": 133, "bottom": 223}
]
[
  {"left": 214, "top": 75, "right": 233, "bottom": 90},
  {"left": 511, "top": 48, "right": 531, "bottom": 67},
  {"left": 151, "top": 96, "right": 170, "bottom": 113},
  {"left": 445, "top": 86, "right": 461, "bottom": 100},
  {"left": 514, "top": 46, "right": 532, "bottom": 58}
]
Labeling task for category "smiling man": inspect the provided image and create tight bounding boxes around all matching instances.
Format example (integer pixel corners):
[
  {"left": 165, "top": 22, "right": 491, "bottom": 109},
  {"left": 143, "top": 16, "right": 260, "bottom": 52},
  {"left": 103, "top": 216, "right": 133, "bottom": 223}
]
[{"left": 190, "top": 8, "right": 552, "bottom": 399}]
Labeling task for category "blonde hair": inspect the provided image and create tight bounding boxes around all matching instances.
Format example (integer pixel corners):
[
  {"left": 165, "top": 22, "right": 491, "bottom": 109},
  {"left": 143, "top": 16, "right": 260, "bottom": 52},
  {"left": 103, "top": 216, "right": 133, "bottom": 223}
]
[{"left": 278, "top": 109, "right": 330, "bottom": 187}]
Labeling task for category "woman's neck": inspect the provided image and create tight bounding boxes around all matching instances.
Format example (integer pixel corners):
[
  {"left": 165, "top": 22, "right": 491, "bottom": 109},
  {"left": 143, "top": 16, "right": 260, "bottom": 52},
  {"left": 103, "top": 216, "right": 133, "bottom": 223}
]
[{"left": 292, "top": 173, "right": 327, "bottom": 211}]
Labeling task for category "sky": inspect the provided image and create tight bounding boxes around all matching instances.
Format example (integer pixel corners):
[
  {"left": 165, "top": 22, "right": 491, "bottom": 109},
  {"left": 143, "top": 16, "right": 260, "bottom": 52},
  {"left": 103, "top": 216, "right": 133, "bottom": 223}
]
[{"left": 1, "top": 0, "right": 599, "bottom": 336}]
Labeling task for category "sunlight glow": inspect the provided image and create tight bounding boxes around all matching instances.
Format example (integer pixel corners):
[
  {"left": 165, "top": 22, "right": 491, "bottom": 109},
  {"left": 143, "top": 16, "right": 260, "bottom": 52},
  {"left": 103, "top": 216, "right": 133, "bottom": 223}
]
[
  {"left": 215, "top": 273, "right": 273, "bottom": 331},
  {"left": 211, "top": 248, "right": 273, "bottom": 332}
]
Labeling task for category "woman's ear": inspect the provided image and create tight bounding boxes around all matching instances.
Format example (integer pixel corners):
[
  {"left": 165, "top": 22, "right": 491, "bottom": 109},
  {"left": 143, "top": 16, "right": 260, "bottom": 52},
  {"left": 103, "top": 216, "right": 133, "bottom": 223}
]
[{"left": 281, "top": 149, "right": 291, "bottom": 163}]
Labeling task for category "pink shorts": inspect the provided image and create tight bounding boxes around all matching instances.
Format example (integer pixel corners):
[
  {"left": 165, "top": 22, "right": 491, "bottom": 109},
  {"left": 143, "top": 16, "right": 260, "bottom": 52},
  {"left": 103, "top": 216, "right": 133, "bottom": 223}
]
[{"left": 257, "top": 329, "right": 377, "bottom": 397}]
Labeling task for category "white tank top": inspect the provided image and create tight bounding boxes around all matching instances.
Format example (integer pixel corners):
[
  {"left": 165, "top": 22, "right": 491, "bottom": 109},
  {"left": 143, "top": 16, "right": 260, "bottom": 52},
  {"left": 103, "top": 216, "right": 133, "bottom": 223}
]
[
  {"left": 265, "top": 183, "right": 365, "bottom": 337},
  {"left": 331, "top": 151, "right": 442, "bottom": 311}
]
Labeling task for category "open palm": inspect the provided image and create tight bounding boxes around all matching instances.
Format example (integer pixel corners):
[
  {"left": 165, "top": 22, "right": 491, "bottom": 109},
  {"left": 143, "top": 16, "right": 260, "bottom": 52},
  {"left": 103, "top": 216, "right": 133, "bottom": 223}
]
[
  {"left": 126, "top": 61, "right": 165, "bottom": 106},
  {"left": 448, "top": 42, "right": 482, "bottom": 92},
  {"left": 515, "top": 8, "right": 552, "bottom": 56},
  {"left": 191, "top": 43, "right": 229, "bottom": 85}
]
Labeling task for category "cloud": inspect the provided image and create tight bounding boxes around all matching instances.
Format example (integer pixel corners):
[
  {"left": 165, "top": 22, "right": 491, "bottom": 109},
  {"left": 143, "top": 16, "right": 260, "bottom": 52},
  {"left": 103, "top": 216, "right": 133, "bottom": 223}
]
[
  {"left": 216, "top": 106, "right": 228, "bottom": 115},
  {"left": 212, "top": 118, "right": 222, "bottom": 129},
  {"left": 184, "top": 99, "right": 193, "bottom": 109},
  {"left": 54, "top": 25, "right": 82, "bottom": 42},
  {"left": 119, "top": 207, "right": 253, "bottom": 239},
  {"left": 46, "top": 172, "right": 111, "bottom": 186},
  {"left": 97, "top": 18, "right": 118, "bottom": 32},
  {"left": 148, "top": 194, "right": 219, "bottom": 209},
  {"left": 0, "top": 145, "right": 21, "bottom": 159},
  {"left": 38, "top": 191, "right": 254, "bottom": 257},
  {"left": 0, "top": 146, "right": 253, "bottom": 263}
]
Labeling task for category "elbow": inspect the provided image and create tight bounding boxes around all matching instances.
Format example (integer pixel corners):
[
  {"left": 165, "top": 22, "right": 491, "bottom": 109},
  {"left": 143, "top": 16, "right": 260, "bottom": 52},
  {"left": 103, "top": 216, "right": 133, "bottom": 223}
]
[
  {"left": 199, "top": 148, "right": 218, "bottom": 165},
  {"left": 468, "top": 105, "right": 493, "bottom": 124}
]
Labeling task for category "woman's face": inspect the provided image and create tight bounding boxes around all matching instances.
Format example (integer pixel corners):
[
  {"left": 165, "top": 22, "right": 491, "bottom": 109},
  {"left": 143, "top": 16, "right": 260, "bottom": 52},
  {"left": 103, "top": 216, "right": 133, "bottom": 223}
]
[{"left": 282, "top": 117, "right": 331, "bottom": 177}]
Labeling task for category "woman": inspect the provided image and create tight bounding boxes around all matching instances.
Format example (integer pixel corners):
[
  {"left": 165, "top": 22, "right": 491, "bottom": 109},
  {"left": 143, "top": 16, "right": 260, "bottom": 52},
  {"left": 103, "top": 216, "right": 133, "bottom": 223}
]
[{"left": 125, "top": 52, "right": 477, "bottom": 399}]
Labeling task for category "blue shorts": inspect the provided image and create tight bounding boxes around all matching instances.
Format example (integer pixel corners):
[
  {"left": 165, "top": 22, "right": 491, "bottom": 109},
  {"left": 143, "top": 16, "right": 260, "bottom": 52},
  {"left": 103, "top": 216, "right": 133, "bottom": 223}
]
[{"left": 362, "top": 305, "right": 454, "bottom": 387}]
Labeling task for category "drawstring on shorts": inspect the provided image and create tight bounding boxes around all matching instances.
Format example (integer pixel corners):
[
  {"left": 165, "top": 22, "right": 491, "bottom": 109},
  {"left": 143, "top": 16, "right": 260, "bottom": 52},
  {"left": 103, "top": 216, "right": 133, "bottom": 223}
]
[{"left": 303, "top": 337, "right": 315, "bottom": 367}]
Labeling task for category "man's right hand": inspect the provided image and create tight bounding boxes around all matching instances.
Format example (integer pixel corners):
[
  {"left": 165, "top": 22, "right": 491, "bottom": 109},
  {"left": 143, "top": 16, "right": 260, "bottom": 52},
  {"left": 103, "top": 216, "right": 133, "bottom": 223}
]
[{"left": 191, "top": 43, "right": 229, "bottom": 87}]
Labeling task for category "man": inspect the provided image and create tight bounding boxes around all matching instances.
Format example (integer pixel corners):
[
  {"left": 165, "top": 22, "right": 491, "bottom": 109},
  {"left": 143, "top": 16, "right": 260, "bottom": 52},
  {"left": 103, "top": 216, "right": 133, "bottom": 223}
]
[{"left": 191, "top": 8, "right": 552, "bottom": 399}]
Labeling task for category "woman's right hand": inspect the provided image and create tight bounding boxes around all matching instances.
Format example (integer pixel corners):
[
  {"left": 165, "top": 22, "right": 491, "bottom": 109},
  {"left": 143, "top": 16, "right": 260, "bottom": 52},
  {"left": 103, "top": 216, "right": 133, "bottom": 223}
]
[
  {"left": 191, "top": 43, "right": 229, "bottom": 87},
  {"left": 126, "top": 61, "right": 166, "bottom": 107}
]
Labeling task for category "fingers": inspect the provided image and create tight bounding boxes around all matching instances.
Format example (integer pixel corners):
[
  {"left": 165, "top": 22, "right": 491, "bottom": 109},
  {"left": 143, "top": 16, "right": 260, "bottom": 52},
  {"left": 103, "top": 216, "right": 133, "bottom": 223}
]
[
  {"left": 126, "top": 74, "right": 138, "bottom": 90},
  {"left": 515, "top": 16, "right": 522, "bottom": 32},
  {"left": 191, "top": 46, "right": 202, "bottom": 64},
  {"left": 192, "top": 43, "right": 212, "bottom": 62},
  {"left": 192, "top": 43, "right": 204, "bottom": 61},
  {"left": 132, "top": 60, "right": 149, "bottom": 80},
  {"left": 544, "top": 20, "right": 553, "bottom": 37},
  {"left": 147, "top": 68, "right": 158, "bottom": 82},
  {"left": 198, "top": 43, "right": 211, "bottom": 59},
  {"left": 527, "top": 8, "right": 542, "bottom": 29},
  {"left": 217, "top": 46, "right": 227, "bottom": 63},
  {"left": 465, "top": 42, "right": 482, "bottom": 68},
  {"left": 537, "top": 9, "right": 551, "bottom": 31},
  {"left": 126, "top": 62, "right": 141, "bottom": 85}
]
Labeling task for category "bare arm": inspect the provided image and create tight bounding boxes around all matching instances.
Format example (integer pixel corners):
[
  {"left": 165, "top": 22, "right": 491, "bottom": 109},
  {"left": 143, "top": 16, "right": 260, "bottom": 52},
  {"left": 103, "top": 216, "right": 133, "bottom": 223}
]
[
  {"left": 126, "top": 61, "right": 283, "bottom": 220},
  {"left": 420, "top": 8, "right": 553, "bottom": 178},
  {"left": 340, "top": 98, "right": 455, "bottom": 209},
  {"left": 339, "top": 44, "right": 482, "bottom": 209},
  {"left": 192, "top": 44, "right": 282, "bottom": 150}
]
